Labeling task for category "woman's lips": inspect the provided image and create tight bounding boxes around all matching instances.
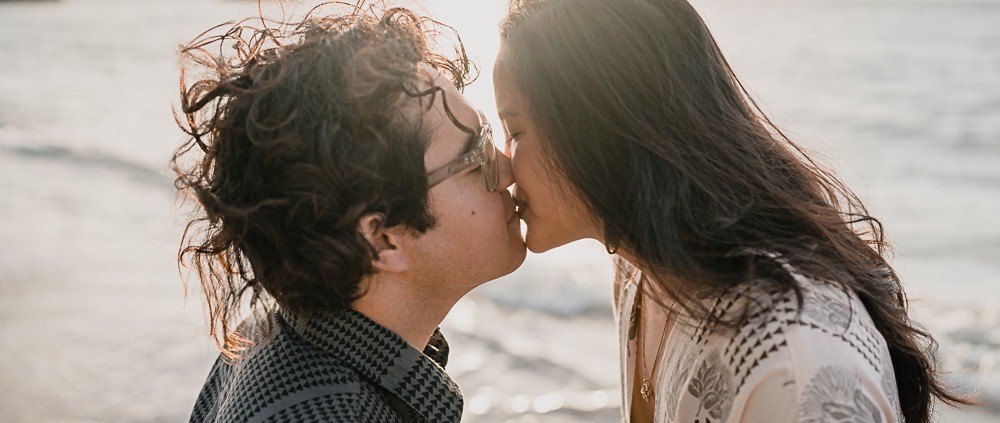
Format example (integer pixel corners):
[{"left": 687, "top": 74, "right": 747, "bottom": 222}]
[
  {"left": 513, "top": 199, "right": 527, "bottom": 217},
  {"left": 501, "top": 191, "right": 520, "bottom": 223},
  {"left": 510, "top": 184, "right": 526, "bottom": 215}
]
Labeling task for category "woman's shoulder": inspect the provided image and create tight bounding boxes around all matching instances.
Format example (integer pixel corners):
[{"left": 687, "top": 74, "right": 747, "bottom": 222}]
[
  {"left": 677, "top": 275, "right": 901, "bottom": 422},
  {"left": 698, "top": 273, "right": 888, "bottom": 365},
  {"left": 664, "top": 277, "right": 901, "bottom": 422},
  {"left": 699, "top": 250, "right": 882, "bottom": 342}
]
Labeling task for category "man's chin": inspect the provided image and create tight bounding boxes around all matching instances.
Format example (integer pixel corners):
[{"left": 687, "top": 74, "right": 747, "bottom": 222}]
[
  {"left": 488, "top": 245, "right": 527, "bottom": 282},
  {"left": 509, "top": 246, "right": 528, "bottom": 273}
]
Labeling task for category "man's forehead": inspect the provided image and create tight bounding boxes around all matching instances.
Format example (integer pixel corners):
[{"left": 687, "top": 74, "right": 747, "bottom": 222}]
[
  {"left": 400, "top": 66, "right": 477, "bottom": 134},
  {"left": 397, "top": 67, "right": 458, "bottom": 117},
  {"left": 408, "top": 68, "right": 481, "bottom": 171},
  {"left": 418, "top": 64, "right": 454, "bottom": 90}
]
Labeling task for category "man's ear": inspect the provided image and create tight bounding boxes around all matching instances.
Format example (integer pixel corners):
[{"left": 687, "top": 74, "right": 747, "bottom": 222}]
[{"left": 357, "top": 213, "right": 409, "bottom": 274}]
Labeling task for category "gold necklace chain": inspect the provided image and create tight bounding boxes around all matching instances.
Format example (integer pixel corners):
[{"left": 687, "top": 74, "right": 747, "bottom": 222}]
[{"left": 638, "top": 279, "right": 671, "bottom": 402}]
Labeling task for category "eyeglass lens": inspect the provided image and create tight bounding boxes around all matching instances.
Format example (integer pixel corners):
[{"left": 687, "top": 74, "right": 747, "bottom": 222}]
[{"left": 480, "top": 118, "right": 499, "bottom": 192}]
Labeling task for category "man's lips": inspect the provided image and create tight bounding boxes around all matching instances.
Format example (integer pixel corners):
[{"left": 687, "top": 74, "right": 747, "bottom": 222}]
[
  {"left": 509, "top": 184, "right": 527, "bottom": 221},
  {"left": 506, "top": 201, "right": 525, "bottom": 223},
  {"left": 504, "top": 192, "right": 522, "bottom": 223}
]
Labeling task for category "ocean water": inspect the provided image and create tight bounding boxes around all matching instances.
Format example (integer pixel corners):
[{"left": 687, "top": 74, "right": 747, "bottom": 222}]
[{"left": 0, "top": 0, "right": 997, "bottom": 422}]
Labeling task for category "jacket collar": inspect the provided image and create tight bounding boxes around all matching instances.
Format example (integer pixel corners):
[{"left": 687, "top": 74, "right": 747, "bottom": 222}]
[{"left": 277, "top": 307, "right": 463, "bottom": 422}]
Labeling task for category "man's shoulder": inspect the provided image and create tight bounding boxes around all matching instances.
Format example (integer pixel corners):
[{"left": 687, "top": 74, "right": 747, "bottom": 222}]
[
  {"left": 233, "top": 319, "right": 362, "bottom": 386},
  {"left": 244, "top": 386, "right": 409, "bottom": 422},
  {"left": 190, "top": 326, "right": 403, "bottom": 423},
  {"left": 205, "top": 380, "right": 404, "bottom": 423}
]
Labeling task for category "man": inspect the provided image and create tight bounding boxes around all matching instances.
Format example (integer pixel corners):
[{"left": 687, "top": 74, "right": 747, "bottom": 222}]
[{"left": 172, "top": 5, "right": 525, "bottom": 422}]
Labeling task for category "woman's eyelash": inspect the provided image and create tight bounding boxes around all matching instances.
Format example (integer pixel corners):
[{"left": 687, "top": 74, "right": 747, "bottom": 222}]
[{"left": 506, "top": 132, "right": 521, "bottom": 144}]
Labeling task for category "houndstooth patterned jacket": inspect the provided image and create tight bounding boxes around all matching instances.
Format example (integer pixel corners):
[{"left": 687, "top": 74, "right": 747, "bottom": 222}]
[{"left": 189, "top": 308, "right": 462, "bottom": 423}]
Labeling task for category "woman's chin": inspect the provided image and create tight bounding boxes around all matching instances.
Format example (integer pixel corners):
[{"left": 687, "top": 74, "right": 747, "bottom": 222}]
[
  {"left": 524, "top": 231, "right": 549, "bottom": 253},
  {"left": 524, "top": 232, "right": 571, "bottom": 254},
  {"left": 525, "top": 243, "right": 554, "bottom": 254}
]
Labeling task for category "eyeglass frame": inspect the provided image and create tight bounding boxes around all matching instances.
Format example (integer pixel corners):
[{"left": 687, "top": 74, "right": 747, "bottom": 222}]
[{"left": 425, "top": 110, "right": 499, "bottom": 192}]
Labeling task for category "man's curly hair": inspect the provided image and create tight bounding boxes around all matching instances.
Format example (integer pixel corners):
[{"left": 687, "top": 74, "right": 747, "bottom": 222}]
[{"left": 172, "top": 1, "right": 474, "bottom": 354}]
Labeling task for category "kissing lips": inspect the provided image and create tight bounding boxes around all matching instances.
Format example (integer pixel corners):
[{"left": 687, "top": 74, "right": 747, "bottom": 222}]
[
  {"left": 510, "top": 184, "right": 527, "bottom": 219},
  {"left": 502, "top": 191, "right": 520, "bottom": 223},
  {"left": 512, "top": 198, "right": 527, "bottom": 218}
]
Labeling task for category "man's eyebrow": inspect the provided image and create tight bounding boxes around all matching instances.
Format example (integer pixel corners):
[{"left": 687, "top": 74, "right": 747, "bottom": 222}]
[{"left": 497, "top": 109, "right": 519, "bottom": 119}]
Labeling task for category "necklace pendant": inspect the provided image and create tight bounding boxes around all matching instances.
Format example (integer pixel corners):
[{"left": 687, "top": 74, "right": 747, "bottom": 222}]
[{"left": 640, "top": 378, "right": 652, "bottom": 401}]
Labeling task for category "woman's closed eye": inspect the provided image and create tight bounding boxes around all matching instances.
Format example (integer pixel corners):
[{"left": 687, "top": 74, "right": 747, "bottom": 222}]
[{"left": 504, "top": 132, "right": 521, "bottom": 155}]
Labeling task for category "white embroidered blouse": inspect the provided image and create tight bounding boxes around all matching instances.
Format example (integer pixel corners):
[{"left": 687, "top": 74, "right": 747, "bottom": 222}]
[{"left": 614, "top": 258, "right": 903, "bottom": 422}]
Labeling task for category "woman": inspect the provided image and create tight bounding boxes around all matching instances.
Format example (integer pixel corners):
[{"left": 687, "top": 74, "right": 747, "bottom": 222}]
[{"left": 493, "top": 0, "right": 969, "bottom": 421}]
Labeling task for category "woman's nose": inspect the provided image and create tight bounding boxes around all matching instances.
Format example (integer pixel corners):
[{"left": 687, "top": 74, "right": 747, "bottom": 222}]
[{"left": 496, "top": 146, "right": 515, "bottom": 190}]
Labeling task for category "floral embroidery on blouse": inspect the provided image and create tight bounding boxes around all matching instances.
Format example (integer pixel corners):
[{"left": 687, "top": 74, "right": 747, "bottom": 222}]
[
  {"left": 800, "top": 365, "right": 883, "bottom": 423},
  {"left": 687, "top": 350, "right": 735, "bottom": 422}
]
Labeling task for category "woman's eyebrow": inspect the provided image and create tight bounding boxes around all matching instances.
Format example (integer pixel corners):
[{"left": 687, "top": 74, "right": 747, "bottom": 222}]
[{"left": 497, "top": 109, "right": 519, "bottom": 120}]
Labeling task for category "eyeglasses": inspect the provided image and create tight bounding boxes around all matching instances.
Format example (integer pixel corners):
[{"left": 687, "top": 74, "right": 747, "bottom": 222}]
[{"left": 426, "top": 110, "right": 499, "bottom": 192}]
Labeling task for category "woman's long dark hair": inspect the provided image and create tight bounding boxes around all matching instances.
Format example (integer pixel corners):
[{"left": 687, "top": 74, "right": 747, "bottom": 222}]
[{"left": 499, "top": 0, "right": 970, "bottom": 420}]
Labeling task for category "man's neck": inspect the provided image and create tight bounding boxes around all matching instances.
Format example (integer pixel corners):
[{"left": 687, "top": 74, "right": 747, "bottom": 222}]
[{"left": 351, "top": 276, "right": 464, "bottom": 350}]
